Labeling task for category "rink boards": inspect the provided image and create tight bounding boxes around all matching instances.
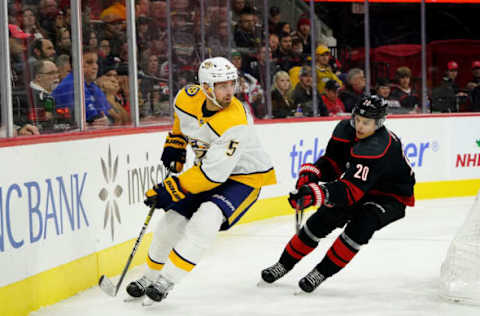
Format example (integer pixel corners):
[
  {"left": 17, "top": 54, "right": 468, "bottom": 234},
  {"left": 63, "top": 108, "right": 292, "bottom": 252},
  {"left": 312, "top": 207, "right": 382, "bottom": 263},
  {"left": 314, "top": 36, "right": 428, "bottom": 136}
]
[{"left": 0, "top": 115, "right": 479, "bottom": 315}]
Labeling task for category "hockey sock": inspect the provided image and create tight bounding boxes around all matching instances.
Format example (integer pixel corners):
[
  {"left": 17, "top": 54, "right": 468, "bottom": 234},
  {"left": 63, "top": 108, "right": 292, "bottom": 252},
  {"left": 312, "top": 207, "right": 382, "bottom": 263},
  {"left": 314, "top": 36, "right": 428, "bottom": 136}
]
[
  {"left": 144, "top": 211, "right": 188, "bottom": 280},
  {"left": 279, "top": 228, "right": 319, "bottom": 270},
  {"left": 316, "top": 232, "right": 360, "bottom": 278},
  {"left": 161, "top": 202, "right": 224, "bottom": 284}
]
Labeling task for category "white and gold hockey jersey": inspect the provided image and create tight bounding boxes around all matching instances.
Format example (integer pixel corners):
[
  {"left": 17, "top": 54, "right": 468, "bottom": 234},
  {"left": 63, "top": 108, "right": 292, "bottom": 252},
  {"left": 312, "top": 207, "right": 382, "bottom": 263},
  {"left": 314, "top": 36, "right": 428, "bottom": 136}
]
[{"left": 172, "top": 85, "right": 277, "bottom": 193}]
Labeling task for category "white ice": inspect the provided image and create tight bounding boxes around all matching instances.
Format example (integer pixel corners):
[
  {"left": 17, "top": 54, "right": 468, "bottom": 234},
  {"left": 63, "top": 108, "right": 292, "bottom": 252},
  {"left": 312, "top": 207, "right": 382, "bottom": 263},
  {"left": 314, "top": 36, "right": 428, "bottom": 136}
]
[{"left": 31, "top": 197, "right": 480, "bottom": 316}]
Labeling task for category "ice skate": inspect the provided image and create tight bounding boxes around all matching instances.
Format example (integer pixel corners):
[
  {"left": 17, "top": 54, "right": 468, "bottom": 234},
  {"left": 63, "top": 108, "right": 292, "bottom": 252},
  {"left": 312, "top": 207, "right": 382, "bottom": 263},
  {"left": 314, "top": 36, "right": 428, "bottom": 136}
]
[
  {"left": 261, "top": 262, "right": 289, "bottom": 284},
  {"left": 298, "top": 268, "right": 325, "bottom": 293},
  {"left": 125, "top": 276, "right": 152, "bottom": 300},
  {"left": 144, "top": 275, "right": 174, "bottom": 303}
]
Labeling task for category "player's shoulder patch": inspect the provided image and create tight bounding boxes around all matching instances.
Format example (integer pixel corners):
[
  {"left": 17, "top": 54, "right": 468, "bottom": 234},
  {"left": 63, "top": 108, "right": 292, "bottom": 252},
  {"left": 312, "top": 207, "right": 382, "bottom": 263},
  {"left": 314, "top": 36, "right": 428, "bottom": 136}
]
[
  {"left": 332, "top": 119, "right": 355, "bottom": 143},
  {"left": 351, "top": 127, "right": 391, "bottom": 159},
  {"left": 185, "top": 85, "right": 201, "bottom": 96}
]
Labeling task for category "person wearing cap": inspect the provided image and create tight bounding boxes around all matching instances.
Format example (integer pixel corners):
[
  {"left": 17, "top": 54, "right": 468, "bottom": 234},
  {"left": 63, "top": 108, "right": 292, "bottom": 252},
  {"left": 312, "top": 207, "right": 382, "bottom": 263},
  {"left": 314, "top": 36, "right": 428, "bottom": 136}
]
[
  {"left": 322, "top": 79, "right": 346, "bottom": 115},
  {"left": 431, "top": 61, "right": 467, "bottom": 113},
  {"left": 291, "top": 65, "right": 328, "bottom": 117},
  {"left": 292, "top": 16, "right": 311, "bottom": 56},
  {"left": 315, "top": 45, "right": 343, "bottom": 95},
  {"left": 466, "top": 61, "right": 480, "bottom": 91}
]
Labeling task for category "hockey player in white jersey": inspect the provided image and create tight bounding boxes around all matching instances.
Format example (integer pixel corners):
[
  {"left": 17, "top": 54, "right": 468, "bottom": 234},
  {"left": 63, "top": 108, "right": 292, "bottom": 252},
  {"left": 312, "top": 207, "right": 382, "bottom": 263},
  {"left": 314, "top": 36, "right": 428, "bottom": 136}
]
[{"left": 126, "top": 57, "right": 277, "bottom": 305}]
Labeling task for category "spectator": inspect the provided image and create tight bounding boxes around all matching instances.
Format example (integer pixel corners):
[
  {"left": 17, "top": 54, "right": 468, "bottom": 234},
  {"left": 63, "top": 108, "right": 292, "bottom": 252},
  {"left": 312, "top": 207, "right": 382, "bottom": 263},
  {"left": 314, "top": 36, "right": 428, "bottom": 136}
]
[
  {"left": 431, "top": 61, "right": 467, "bottom": 113},
  {"left": 52, "top": 47, "right": 112, "bottom": 126},
  {"left": 322, "top": 79, "right": 346, "bottom": 115},
  {"left": 9, "top": 24, "right": 32, "bottom": 89},
  {"left": 207, "top": 20, "right": 230, "bottom": 58},
  {"left": 269, "top": 33, "right": 280, "bottom": 60},
  {"left": 99, "top": 2, "right": 127, "bottom": 57},
  {"left": 244, "top": 46, "right": 278, "bottom": 103},
  {"left": 136, "top": 15, "right": 151, "bottom": 56},
  {"left": 374, "top": 78, "right": 401, "bottom": 112},
  {"left": 291, "top": 65, "right": 328, "bottom": 117},
  {"left": 37, "top": 0, "right": 60, "bottom": 40},
  {"left": 390, "top": 66, "right": 420, "bottom": 113},
  {"left": 292, "top": 16, "right": 311, "bottom": 57},
  {"left": 56, "top": 27, "right": 71, "bottom": 56},
  {"left": 274, "top": 22, "right": 292, "bottom": 36},
  {"left": 56, "top": 54, "right": 71, "bottom": 82},
  {"left": 315, "top": 45, "right": 342, "bottom": 94},
  {"left": 338, "top": 68, "right": 365, "bottom": 113},
  {"left": 21, "top": 8, "right": 47, "bottom": 39},
  {"left": 274, "top": 32, "right": 302, "bottom": 72},
  {"left": 149, "top": 0, "right": 167, "bottom": 29},
  {"left": 234, "top": 7, "right": 260, "bottom": 51},
  {"left": 271, "top": 71, "right": 295, "bottom": 118},
  {"left": 292, "top": 38, "right": 304, "bottom": 57},
  {"left": 135, "top": 0, "right": 150, "bottom": 17},
  {"left": 29, "top": 59, "right": 65, "bottom": 131},
  {"left": 465, "top": 60, "right": 480, "bottom": 91},
  {"left": 268, "top": 6, "right": 281, "bottom": 34},
  {"left": 97, "top": 67, "right": 130, "bottom": 125},
  {"left": 231, "top": 50, "right": 264, "bottom": 116},
  {"left": 28, "top": 38, "right": 56, "bottom": 65},
  {"left": 232, "top": 0, "right": 249, "bottom": 23}
]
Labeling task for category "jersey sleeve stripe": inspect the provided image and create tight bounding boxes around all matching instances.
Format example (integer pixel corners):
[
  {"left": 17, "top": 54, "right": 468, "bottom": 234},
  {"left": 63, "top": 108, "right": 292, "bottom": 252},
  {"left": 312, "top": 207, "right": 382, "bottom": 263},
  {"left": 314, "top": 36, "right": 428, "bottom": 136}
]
[
  {"left": 231, "top": 167, "right": 275, "bottom": 176},
  {"left": 332, "top": 136, "right": 351, "bottom": 143}
]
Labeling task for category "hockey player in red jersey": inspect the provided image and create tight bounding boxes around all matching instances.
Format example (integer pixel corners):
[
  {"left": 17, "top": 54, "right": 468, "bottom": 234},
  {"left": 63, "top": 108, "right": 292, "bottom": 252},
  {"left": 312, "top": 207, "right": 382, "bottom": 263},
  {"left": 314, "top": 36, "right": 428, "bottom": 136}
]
[{"left": 261, "top": 95, "right": 415, "bottom": 293}]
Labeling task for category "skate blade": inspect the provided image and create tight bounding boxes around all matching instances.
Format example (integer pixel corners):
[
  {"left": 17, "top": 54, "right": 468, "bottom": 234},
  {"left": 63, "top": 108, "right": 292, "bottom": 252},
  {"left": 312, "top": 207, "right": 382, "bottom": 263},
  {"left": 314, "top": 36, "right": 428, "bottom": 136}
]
[
  {"left": 142, "top": 297, "right": 156, "bottom": 307},
  {"left": 294, "top": 290, "right": 310, "bottom": 296}
]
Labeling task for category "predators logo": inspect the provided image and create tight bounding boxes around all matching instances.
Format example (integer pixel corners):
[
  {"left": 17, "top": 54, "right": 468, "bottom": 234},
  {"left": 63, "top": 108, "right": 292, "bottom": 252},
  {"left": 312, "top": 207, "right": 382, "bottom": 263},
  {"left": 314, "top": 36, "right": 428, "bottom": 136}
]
[
  {"left": 189, "top": 138, "right": 209, "bottom": 160},
  {"left": 202, "top": 61, "right": 213, "bottom": 69},
  {"left": 185, "top": 85, "right": 200, "bottom": 96}
]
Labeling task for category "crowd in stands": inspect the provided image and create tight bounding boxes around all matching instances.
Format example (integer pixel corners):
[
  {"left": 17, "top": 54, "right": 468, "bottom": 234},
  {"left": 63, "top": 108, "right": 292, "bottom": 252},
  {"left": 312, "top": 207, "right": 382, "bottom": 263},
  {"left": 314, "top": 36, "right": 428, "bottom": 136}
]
[{"left": 3, "top": 0, "right": 480, "bottom": 137}]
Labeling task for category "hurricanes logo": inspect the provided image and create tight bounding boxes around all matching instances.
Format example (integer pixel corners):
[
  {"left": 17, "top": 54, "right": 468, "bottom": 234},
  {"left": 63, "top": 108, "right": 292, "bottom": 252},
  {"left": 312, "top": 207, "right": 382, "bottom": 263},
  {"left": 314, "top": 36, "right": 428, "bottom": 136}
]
[{"left": 98, "top": 146, "right": 124, "bottom": 241}]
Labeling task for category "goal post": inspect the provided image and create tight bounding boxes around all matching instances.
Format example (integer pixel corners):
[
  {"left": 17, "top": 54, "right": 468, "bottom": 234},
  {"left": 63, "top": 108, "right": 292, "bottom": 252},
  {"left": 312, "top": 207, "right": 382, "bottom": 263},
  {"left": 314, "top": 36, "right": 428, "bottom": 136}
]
[{"left": 439, "top": 189, "right": 480, "bottom": 305}]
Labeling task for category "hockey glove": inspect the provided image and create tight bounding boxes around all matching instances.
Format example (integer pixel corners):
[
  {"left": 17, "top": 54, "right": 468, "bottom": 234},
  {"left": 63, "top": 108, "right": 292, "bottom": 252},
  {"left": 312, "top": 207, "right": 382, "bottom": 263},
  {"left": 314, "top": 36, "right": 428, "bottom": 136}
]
[
  {"left": 144, "top": 176, "right": 187, "bottom": 209},
  {"left": 296, "top": 163, "right": 321, "bottom": 189},
  {"left": 161, "top": 133, "right": 188, "bottom": 173},
  {"left": 289, "top": 183, "right": 325, "bottom": 210}
]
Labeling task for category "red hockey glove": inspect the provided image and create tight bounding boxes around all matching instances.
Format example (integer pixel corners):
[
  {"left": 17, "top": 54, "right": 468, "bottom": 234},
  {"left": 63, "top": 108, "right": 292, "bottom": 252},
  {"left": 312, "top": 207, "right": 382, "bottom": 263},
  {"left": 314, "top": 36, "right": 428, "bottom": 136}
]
[
  {"left": 296, "top": 163, "right": 321, "bottom": 189},
  {"left": 288, "top": 183, "right": 325, "bottom": 210},
  {"left": 144, "top": 176, "right": 187, "bottom": 209}
]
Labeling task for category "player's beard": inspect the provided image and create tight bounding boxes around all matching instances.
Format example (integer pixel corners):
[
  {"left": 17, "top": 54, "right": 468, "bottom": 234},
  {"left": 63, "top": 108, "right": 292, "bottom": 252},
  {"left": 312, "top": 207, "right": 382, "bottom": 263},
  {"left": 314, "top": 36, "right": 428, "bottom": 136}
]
[{"left": 218, "top": 96, "right": 232, "bottom": 108}]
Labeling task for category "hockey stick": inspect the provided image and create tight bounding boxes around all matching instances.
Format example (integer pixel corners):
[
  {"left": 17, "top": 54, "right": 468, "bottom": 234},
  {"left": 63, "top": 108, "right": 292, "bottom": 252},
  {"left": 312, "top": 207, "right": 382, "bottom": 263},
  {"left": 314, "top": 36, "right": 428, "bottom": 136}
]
[
  {"left": 295, "top": 197, "right": 304, "bottom": 233},
  {"left": 99, "top": 169, "right": 171, "bottom": 297}
]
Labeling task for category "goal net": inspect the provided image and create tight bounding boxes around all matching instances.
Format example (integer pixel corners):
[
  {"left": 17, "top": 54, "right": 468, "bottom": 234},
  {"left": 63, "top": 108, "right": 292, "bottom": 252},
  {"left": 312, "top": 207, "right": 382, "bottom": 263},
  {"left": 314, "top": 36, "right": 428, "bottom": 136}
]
[{"left": 439, "top": 190, "right": 480, "bottom": 305}]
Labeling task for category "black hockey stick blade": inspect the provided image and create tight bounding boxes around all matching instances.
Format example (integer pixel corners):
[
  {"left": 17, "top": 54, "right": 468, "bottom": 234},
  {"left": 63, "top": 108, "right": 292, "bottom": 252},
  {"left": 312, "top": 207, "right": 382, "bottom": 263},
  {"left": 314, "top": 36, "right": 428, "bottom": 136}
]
[{"left": 98, "top": 275, "right": 117, "bottom": 297}]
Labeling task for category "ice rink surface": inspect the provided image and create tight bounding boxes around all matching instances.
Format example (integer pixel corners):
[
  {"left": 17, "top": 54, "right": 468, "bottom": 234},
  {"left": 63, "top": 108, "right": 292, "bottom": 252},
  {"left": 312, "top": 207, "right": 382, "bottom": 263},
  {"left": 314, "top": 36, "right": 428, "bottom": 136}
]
[{"left": 31, "top": 197, "right": 480, "bottom": 316}]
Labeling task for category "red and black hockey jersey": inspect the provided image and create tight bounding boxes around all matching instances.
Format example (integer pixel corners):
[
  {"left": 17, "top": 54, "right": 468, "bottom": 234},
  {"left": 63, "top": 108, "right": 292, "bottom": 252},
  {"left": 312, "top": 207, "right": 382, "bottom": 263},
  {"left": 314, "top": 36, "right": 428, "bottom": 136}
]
[{"left": 315, "top": 119, "right": 415, "bottom": 207}]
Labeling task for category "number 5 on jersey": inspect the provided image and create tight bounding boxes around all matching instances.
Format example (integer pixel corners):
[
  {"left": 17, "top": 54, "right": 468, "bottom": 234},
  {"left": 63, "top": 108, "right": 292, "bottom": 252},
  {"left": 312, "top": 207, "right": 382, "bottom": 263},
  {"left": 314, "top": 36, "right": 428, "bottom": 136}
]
[
  {"left": 354, "top": 163, "right": 369, "bottom": 181},
  {"left": 227, "top": 140, "right": 239, "bottom": 156}
]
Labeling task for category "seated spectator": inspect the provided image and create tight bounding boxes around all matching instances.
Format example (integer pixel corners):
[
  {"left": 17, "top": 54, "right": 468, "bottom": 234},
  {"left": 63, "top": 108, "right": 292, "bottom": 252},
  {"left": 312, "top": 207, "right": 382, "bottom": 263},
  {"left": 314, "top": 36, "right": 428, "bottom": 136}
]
[
  {"left": 28, "top": 59, "right": 65, "bottom": 131},
  {"left": 314, "top": 45, "right": 342, "bottom": 94},
  {"left": 338, "top": 68, "right": 365, "bottom": 112},
  {"left": 390, "top": 66, "right": 420, "bottom": 113},
  {"left": 274, "top": 22, "right": 292, "bottom": 36},
  {"left": 374, "top": 78, "right": 401, "bottom": 112},
  {"left": 431, "top": 61, "right": 467, "bottom": 113},
  {"left": 231, "top": 50, "right": 264, "bottom": 117},
  {"left": 292, "top": 38, "right": 304, "bottom": 58},
  {"left": 292, "top": 16, "right": 311, "bottom": 57},
  {"left": 97, "top": 67, "right": 130, "bottom": 125},
  {"left": 269, "top": 33, "right": 279, "bottom": 59},
  {"left": 291, "top": 65, "right": 328, "bottom": 117},
  {"left": 28, "top": 38, "right": 56, "bottom": 65},
  {"left": 56, "top": 27, "right": 71, "bottom": 56},
  {"left": 271, "top": 71, "right": 295, "bottom": 118},
  {"left": 322, "top": 79, "right": 346, "bottom": 115},
  {"left": 21, "top": 7, "right": 47, "bottom": 39},
  {"left": 232, "top": 0, "right": 250, "bottom": 24},
  {"left": 9, "top": 24, "right": 32, "bottom": 89},
  {"left": 274, "top": 32, "right": 302, "bottom": 72},
  {"left": 37, "top": 0, "right": 60, "bottom": 40},
  {"left": 244, "top": 46, "right": 279, "bottom": 98},
  {"left": 465, "top": 60, "right": 480, "bottom": 91},
  {"left": 56, "top": 54, "right": 71, "bottom": 82},
  {"left": 52, "top": 47, "right": 112, "bottom": 126},
  {"left": 234, "top": 7, "right": 261, "bottom": 51},
  {"left": 207, "top": 20, "right": 230, "bottom": 58}
]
